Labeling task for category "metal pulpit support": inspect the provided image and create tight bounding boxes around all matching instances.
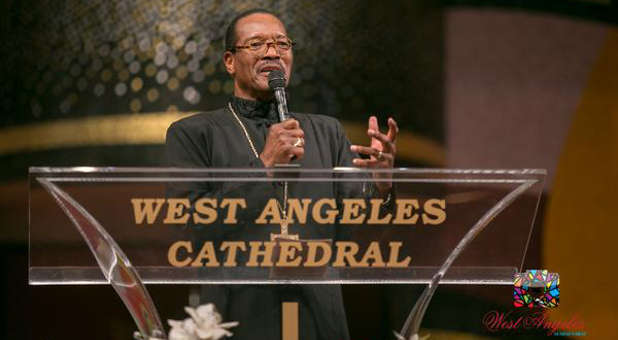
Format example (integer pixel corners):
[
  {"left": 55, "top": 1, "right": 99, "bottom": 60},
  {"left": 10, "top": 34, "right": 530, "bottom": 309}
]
[
  {"left": 37, "top": 178, "right": 166, "bottom": 340},
  {"left": 394, "top": 180, "right": 537, "bottom": 340}
]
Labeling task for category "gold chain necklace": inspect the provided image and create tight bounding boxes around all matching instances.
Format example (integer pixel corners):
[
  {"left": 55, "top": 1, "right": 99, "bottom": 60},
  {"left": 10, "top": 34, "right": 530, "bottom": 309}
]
[{"left": 227, "top": 102, "right": 297, "bottom": 240}]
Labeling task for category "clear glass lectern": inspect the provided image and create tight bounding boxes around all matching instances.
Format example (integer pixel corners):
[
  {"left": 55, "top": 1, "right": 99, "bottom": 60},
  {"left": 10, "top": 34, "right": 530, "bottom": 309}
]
[{"left": 29, "top": 167, "right": 545, "bottom": 339}]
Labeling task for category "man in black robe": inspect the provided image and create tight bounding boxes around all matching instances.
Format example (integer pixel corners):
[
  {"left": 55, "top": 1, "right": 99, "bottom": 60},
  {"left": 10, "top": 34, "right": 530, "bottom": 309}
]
[{"left": 166, "top": 8, "right": 398, "bottom": 340}]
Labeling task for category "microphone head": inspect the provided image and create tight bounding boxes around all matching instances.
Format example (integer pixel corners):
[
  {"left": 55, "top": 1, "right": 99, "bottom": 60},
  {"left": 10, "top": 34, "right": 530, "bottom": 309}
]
[{"left": 268, "top": 70, "right": 286, "bottom": 90}]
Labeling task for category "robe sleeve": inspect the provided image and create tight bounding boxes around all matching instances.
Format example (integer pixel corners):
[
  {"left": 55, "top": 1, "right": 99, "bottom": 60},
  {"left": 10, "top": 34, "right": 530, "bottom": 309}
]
[
  {"left": 165, "top": 117, "right": 270, "bottom": 199},
  {"left": 164, "top": 116, "right": 279, "bottom": 244}
]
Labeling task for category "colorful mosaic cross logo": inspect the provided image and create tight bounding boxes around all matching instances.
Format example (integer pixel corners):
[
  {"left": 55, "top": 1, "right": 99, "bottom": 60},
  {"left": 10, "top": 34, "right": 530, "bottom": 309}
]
[{"left": 513, "top": 269, "right": 560, "bottom": 308}]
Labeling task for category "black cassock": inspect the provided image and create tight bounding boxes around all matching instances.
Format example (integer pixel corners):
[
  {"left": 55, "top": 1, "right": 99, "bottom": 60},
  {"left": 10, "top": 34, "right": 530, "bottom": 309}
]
[{"left": 165, "top": 96, "right": 363, "bottom": 340}]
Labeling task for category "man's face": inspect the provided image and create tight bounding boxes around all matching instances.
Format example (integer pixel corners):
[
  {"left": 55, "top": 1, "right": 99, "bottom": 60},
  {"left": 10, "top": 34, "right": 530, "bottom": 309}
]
[{"left": 223, "top": 13, "right": 293, "bottom": 100}]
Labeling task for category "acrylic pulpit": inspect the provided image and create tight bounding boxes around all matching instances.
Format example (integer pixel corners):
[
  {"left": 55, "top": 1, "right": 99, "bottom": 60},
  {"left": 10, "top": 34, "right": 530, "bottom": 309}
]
[{"left": 28, "top": 167, "right": 544, "bottom": 340}]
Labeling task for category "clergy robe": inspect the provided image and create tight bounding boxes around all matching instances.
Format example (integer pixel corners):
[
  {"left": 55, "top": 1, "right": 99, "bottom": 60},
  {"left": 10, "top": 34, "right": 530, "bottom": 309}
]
[{"left": 165, "top": 97, "right": 358, "bottom": 340}]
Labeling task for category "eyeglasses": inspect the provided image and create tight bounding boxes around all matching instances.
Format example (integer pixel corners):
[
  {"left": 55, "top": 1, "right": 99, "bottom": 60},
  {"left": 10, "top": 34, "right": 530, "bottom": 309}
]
[{"left": 232, "top": 38, "right": 296, "bottom": 54}]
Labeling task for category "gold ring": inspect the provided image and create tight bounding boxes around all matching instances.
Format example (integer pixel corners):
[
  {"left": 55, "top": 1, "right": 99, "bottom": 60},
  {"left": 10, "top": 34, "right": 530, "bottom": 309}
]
[
  {"left": 293, "top": 137, "right": 303, "bottom": 147},
  {"left": 377, "top": 151, "right": 384, "bottom": 160}
]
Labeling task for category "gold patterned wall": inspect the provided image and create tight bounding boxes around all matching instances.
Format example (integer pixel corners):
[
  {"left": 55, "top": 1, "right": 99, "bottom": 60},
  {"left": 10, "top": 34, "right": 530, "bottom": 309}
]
[{"left": 11, "top": 0, "right": 349, "bottom": 119}]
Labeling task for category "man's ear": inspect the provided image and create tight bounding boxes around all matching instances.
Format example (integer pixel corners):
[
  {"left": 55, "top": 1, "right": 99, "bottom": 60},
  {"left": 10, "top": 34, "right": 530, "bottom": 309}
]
[{"left": 223, "top": 51, "right": 235, "bottom": 76}]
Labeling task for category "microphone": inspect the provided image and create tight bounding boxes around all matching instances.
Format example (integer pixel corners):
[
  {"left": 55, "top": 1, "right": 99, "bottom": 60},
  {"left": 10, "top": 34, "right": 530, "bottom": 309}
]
[
  {"left": 268, "top": 69, "right": 301, "bottom": 166},
  {"left": 268, "top": 70, "right": 290, "bottom": 122}
]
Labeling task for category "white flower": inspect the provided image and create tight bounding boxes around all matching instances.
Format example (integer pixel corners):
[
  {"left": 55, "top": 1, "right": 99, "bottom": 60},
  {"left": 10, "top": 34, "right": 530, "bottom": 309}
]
[{"left": 168, "top": 303, "right": 238, "bottom": 340}]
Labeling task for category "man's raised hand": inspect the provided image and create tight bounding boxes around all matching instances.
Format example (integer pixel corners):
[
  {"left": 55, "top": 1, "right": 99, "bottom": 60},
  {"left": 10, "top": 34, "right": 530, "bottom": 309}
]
[{"left": 350, "top": 116, "right": 399, "bottom": 193}]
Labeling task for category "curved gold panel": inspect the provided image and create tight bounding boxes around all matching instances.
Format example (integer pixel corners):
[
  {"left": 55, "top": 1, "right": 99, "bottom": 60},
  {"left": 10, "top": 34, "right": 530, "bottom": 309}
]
[{"left": 0, "top": 113, "right": 444, "bottom": 166}]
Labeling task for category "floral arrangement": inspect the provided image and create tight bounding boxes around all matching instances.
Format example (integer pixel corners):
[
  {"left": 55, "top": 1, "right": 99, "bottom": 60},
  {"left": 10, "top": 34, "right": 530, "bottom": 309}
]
[{"left": 167, "top": 303, "right": 239, "bottom": 340}]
